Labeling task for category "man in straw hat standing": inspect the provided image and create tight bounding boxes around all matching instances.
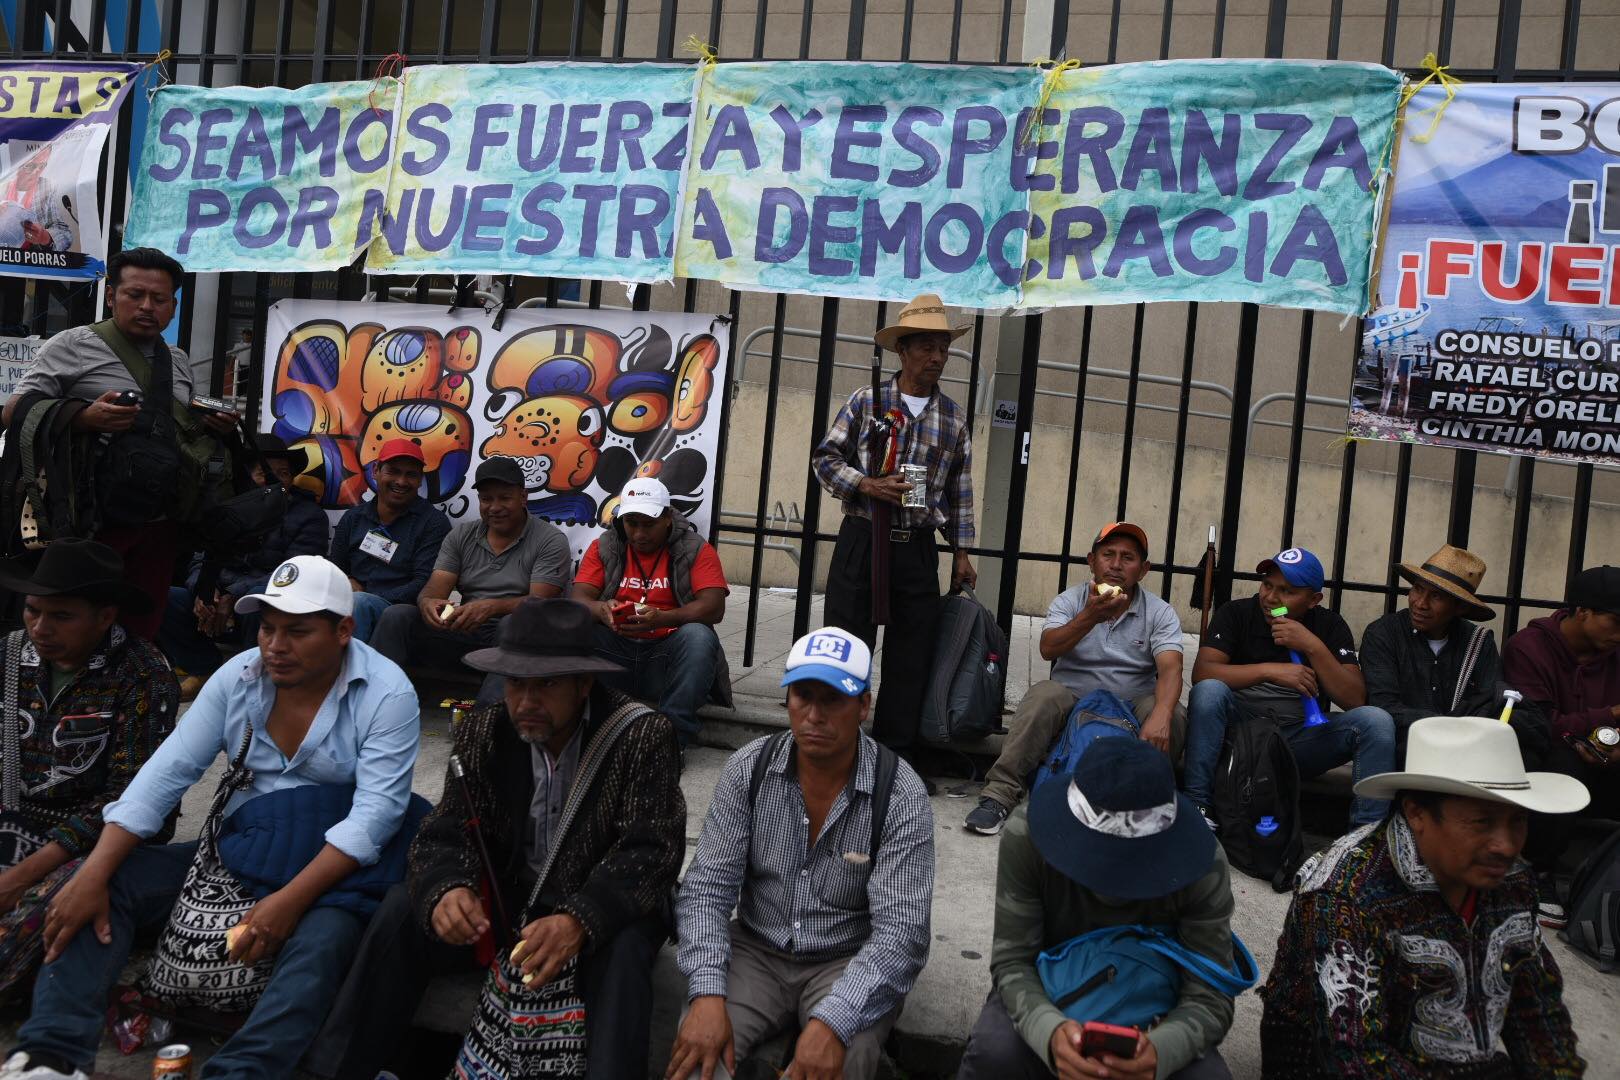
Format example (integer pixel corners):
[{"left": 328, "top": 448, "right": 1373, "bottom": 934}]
[
  {"left": 312, "top": 598, "right": 685, "bottom": 1080},
  {"left": 1259, "top": 715, "right": 1588, "bottom": 1077},
  {"left": 1360, "top": 544, "right": 1546, "bottom": 755},
  {"left": 812, "top": 294, "right": 977, "bottom": 772}
]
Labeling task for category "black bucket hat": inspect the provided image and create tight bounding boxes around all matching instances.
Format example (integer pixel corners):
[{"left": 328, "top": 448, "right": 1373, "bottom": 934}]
[
  {"left": 463, "top": 598, "right": 626, "bottom": 679},
  {"left": 1027, "top": 737, "right": 1216, "bottom": 900},
  {"left": 0, "top": 538, "right": 152, "bottom": 614}
]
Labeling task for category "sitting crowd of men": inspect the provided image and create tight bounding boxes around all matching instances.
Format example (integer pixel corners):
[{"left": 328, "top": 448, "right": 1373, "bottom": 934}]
[{"left": 0, "top": 277, "right": 1610, "bottom": 1078}]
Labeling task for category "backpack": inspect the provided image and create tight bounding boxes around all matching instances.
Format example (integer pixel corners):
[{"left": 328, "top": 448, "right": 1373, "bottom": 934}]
[
  {"left": 1562, "top": 828, "right": 1620, "bottom": 971},
  {"left": 919, "top": 587, "right": 1007, "bottom": 745},
  {"left": 748, "top": 731, "right": 898, "bottom": 860},
  {"left": 1036, "top": 923, "right": 1259, "bottom": 1029},
  {"left": 1211, "top": 714, "right": 1304, "bottom": 891},
  {"left": 1030, "top": 689, "right": 1140, "bottom": 796}
]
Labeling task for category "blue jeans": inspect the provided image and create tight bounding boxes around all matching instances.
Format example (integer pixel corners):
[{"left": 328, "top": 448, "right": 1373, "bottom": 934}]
[
  {"left": 590, "top": 622, "right": 721, "bottom": 746},
  {"left": 349, "top": 591, "right": 391, "bottom": 643},
  {"left": 1182, "top": 680, "right": 1397, "bottom": 825},
  {"left": 19, "top": 841, "right": 365, "bottom": 1077}
]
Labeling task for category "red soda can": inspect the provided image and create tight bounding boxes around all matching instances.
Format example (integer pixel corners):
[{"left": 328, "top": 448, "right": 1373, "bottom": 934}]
[{"left": 152, "top": 1044, "right": 193, "bottom": 1078}]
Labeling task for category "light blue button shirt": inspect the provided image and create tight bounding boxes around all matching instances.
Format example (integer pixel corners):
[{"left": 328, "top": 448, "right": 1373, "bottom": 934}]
[{"left": 103, "top": 639, "right": 420, "bottom": 866}]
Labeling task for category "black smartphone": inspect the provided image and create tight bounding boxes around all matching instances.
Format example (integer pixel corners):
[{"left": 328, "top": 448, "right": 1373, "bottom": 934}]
[{"left": 112, "top": 390, "right": 141, "bottom": 407}]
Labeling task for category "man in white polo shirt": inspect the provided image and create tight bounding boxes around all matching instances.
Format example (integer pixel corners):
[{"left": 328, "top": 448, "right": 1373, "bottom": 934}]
[{"left": 965, "top": 522, "right": 1185, "bottom": 835}]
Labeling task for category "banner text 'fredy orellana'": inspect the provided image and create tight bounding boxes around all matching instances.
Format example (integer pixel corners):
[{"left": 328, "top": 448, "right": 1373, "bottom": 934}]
[{"left": 124, "top": 58, "right": 1402, "bottom": 315}]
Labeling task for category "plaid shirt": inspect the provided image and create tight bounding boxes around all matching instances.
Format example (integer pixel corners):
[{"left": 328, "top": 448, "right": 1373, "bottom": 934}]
[
  {"left": 676, "top": 734, "right": 935, "bottom": 1044},
  {"left": 812, "top": 377, "right": 976, "bottom": 548}
]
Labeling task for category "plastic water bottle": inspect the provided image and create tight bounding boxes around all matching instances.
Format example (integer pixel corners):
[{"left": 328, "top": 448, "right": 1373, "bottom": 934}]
[
  {"left": 1288, "top": 648, "right": 1329, "bottom": 727},
  {"left": 1255, "top": 816, "right": 1280, "bottom": 837}
]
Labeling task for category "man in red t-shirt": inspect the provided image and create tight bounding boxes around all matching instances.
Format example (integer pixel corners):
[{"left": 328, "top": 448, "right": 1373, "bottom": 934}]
[{"left": 573, "top": 478, "right": 731, "bottom": 747}]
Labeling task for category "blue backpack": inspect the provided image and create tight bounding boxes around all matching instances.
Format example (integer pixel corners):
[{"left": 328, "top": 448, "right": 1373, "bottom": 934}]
[
  {"left": 1031, "top": 689, "right": 1140, "bottom": 795},
  {"left": 1037, "top": 923, "right": 1259, "bottom": 1029}
]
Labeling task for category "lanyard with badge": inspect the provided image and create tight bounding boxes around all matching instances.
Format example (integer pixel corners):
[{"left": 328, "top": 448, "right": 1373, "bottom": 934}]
[
  {"left": 359, "top": 525, "right": 399, "bottom": 564},
  {"left": 627, "top": 548, "right": 657, "bottom": 602}
]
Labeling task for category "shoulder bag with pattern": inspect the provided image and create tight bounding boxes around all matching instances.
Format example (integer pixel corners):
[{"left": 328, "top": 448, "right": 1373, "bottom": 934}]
[{"left": 136, "top": 724, "right": 275, "bottom": 1012}]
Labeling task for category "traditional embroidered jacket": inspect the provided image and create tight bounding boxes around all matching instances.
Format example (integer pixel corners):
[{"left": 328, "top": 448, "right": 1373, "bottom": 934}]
[
  {"left": 1259, "top": 814, "right": 1583, "bottom": 1078},
  {"left": 8, "top": 625, "right": 179, "bottom": 859}
]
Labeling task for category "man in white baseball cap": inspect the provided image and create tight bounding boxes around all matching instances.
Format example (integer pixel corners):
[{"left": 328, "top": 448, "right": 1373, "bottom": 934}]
[
  {"left": 669, "top": 628, "right": 935, "bottom": 1080},
  {"left": 572, "top": 476, "right": 732, "bottom": 749},
  {"left": 12, "top": 556, "right": 421, "bottom": 1080},
  {"left": 1260, "top": 715, "right": 1587, "bottom": 1077}
]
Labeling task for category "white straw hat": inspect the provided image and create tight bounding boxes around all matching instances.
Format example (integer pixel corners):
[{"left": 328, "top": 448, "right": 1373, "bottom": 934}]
[{"left": 1354, "top": 715, "right": 1589, "bottom": 814}]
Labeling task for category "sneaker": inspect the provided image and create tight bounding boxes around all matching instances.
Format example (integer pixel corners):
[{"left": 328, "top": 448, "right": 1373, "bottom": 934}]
[
  {"left": 964, "top": 798, "right": 1010, "bottom": 835},
  {"left": 1536, "top": 873, "right": 1568, "bottom": 930},
  {"left": 1196, "top": 804, "right": 1220, "bottom": 835},
  {"left": 0, "top": 1052, "right": 87, "bottom": 1080}
]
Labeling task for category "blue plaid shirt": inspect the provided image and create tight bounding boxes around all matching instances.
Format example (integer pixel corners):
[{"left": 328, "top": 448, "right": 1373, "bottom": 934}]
[
  {"left": 812, "top": 376, "right": 976, "bottom": 548},
  {"left": 676, "top": 734, "right": 935, "bottom": 1044}
]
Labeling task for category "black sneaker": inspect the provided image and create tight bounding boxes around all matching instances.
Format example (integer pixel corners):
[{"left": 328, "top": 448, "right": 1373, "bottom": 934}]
[
  {"left": 964, "top": 798, "right": 1010, "bottom": 835},
  {"left": 1536, "top": 872, "right": 1567, "bottom": 930},
  {"left": 1196, "top": 804, "right": 1220, "bottom": 835}
]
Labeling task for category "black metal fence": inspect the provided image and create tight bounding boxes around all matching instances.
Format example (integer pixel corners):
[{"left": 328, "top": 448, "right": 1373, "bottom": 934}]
[{"left": 0, "top": 0, "right": 1611, "bottom": 667}]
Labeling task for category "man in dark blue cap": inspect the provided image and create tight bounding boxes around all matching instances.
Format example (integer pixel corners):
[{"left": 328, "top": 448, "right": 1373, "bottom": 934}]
[
  {"left": 958, "top": 737, "right": 1242, "bottom": 1079},
  {"left": 1181, "top": 547, "right": 1396, "bottom": 829}
]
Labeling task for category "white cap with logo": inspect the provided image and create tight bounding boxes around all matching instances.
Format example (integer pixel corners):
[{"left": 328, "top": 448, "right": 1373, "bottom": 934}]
[
  {"left": 617, "top": 477, "right": 672, "bottom": 520},
  {"left": 234, "top": 555, "right": 355, "bottom": 618},
  {"left": 781, "top": 627, "right": 872, "bottom": 697}
]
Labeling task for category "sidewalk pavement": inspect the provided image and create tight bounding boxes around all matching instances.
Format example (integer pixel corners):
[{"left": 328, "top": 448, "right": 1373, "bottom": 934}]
[{"left": 11, "top": 589, "right": 1619, "bottom": 1077}]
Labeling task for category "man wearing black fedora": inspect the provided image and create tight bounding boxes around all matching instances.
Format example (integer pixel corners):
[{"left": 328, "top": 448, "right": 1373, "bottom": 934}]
[
  {"left": 0, "top": 539, "right": 178, "bottom": 996},
  {"left": 1360, "top": 544, "right": 1545, "bottom": 756},
  {"left": 958, "top": 738, "right": 1244, "bottom": 1080},
  {"left": 158, "top": 433, "right": 329, "bottom": 697},
  {"left": 310, "top": 598, "right": 685, "bottom": 1079}
]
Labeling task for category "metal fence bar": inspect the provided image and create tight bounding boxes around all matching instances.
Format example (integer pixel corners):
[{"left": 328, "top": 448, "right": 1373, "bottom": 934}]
[
  {"left": 1504, "top": 457, "right": 1536, "bottom": 632},
  {"left": 1159, "top": 303, "right": 1199, "bottom": 602},
  {"left": 742, "top": 294, "right": 788, "bottom": 668}
]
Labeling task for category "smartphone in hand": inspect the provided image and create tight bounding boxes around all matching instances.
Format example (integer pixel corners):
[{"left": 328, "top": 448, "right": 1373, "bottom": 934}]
[{"left": 1079, "top": 1022, "right": 1139, "bottom": 1059}]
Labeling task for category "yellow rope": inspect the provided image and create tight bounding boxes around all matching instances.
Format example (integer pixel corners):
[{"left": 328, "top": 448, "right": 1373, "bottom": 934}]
[
  {"left": 1398, "top": 51, "right": 1462, "bottom": 144},
  {"left": 1020, "top": 57, "right": 1081, "bottom": 148},
  {"left": 148, "top": 48, "right": 173, "bottom": 69},
  {"left": 683, "top": 35, "right": 718, "bottom": 69}
]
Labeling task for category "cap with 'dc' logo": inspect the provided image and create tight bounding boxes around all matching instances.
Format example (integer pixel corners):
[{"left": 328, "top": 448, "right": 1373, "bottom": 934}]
[{"left": 781, "top": 627, "right": 872, "bottom": 697}]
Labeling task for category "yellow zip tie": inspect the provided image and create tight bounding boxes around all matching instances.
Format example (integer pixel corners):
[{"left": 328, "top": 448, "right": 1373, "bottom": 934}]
[
  {"left": 1020, "top": 57, "right": 1081, "bottom": 148},
  {"left": 1398, "top": 52, "right": 1462, "bottom": 144},
  {"left": 684, "top": 35, "right": 718, "bottom": 69}
]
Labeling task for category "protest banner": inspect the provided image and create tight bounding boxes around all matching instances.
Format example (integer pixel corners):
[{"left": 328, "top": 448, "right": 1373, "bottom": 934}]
[
  {"left": 125, "top": 78, "right": 400, "bottom": 272},
  {"left": 0, "top": 335, "right": 40, "bottom": 395},
  {"left": 367, "top": 62, "right": 696, "bottom": 280},
  {"left": 263, "top": 300, "right": 729, "bottom": 560},
  {"left": 674, "top": 61, "right": 1042, "bottom": 307},
  {"left": 0, "top": 61, "right": 140, "bottom": 279},
  {"left": 1022, "top": 60, "right": 1400, "bottom": 314},
  {"left": 1348, "top": 84, "right": 1620, "bottom": 465}
]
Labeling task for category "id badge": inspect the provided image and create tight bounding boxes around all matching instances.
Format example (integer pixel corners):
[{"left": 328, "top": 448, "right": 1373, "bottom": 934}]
[{"left": 359, "top": 529, "right": 398, "bottom": 564}]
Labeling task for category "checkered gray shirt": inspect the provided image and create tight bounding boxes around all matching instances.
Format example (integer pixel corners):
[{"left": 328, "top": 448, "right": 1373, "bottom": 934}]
[{"left": 676, "top": 733, "right": 936, "bottom": 1044}]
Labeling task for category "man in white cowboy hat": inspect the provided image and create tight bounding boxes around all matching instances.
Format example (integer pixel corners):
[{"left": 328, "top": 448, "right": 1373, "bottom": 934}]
[
  {"left": 959, "top": 737, "right": 1244, "bottom": 1079},
  {"left": 1259, "top": 715, "right": 1588, "bottom": 1078},
  {"left": 1360, "top": 544, "right": 1547, "bottom": 754},
  {"left": 811, "top": 293, "right": 977, "bottom": 773}
]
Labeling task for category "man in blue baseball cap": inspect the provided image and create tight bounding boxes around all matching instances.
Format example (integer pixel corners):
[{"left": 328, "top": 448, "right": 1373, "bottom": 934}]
[
  {"left": 669, "top": 627, "right": 936, "bottom": 1080},
  {"left": 1182, "top": 547, "right": 1396, "bottom": 835}
]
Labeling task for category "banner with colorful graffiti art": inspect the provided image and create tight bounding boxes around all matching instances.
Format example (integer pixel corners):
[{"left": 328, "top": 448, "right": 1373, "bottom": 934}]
[
  {"left": 262, "top": 300, "right": 730, "bottom": 562},
  {"left": 0, "top": 61, "right": 140, "bottom": 279},
  {"left": 1349, "top": 84, "right": 1620, "bottom": 465}
]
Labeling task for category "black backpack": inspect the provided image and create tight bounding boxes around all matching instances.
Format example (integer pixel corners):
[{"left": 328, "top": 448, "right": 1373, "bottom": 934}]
[
  {"left": 1211, "top": 714, "right": 1305, "bottom": 892},
  {"left": 919, "top": 587, "right": 1007, "bottom": 745},
  {"left": 1562, "top": 828, "right": 1620, "bottom": 971},
  {"left": 748, "top": 731, "right": 898, "bottom": 859}
]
